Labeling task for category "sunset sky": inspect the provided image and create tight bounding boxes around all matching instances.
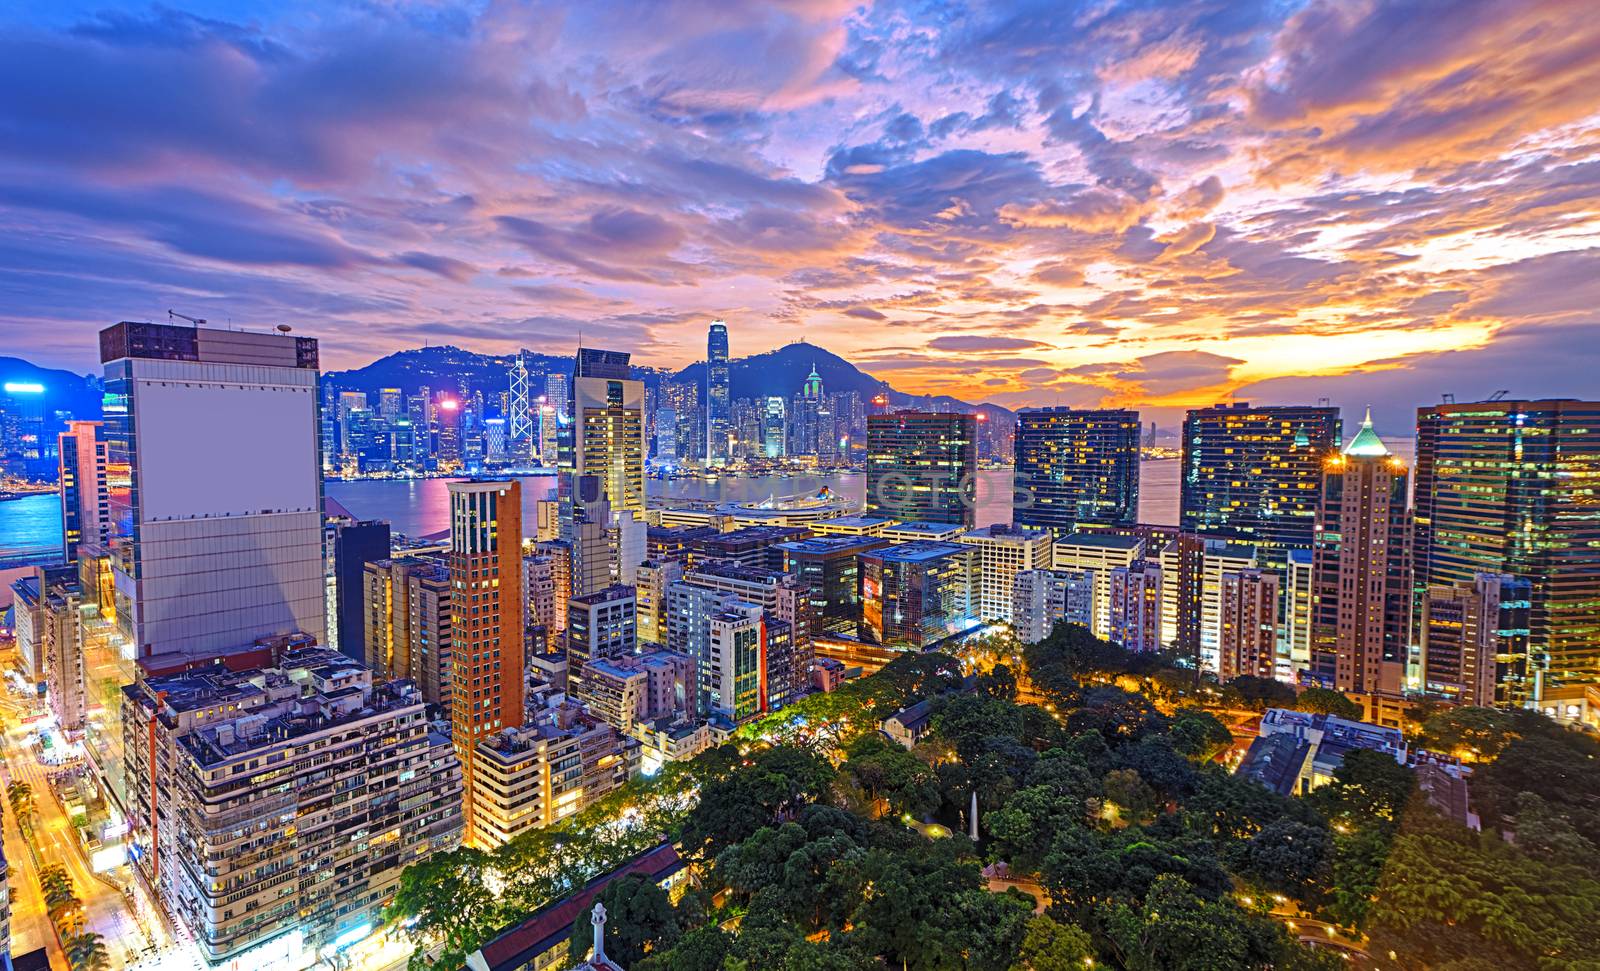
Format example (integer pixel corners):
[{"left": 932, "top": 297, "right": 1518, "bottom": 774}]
[{"left": 3, "top": 0, "right": 1598, "bottom": 430}]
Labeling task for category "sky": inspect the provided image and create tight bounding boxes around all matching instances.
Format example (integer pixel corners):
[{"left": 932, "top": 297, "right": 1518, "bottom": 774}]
[{"left": 2, "top": 0, "right": 1598, "bottom": 431}]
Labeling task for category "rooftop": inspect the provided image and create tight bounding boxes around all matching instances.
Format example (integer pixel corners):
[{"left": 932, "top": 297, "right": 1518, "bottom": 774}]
[
  {"left": 774, "top": 535, "right": 887, "bottom": 556},
  {"left": 863, "top": 540, "right": 970, "bottom": 563},
  {"left": 1054, "top": 532, "right": 1145, "bottom": 551}
]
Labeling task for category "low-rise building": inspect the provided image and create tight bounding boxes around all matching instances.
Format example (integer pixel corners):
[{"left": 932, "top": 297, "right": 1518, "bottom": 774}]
[
  {"left": 1236, "top": 707, "right": 1407, "bottom": 796},
  {"left": 468, "top": 703, "right": 640, "bottom": 849}
]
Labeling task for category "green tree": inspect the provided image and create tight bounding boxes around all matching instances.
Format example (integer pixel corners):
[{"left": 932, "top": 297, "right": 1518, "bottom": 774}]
[
  {"left": 567, "top": 875, "right": 681, "bottom": 967},
  {"left": 1010, "top": 914, "right": 1093, "bottom": 970},
  {"left": 1292, "top": 687, "right": 1361, "bottom": 720},
  {"left": 1101, "top": 768, "right": 1157, "bottom": 823},
  {"left": 1417, "top": 706, "right": 1516, "bottom": 761},
  {"left": 1243, "top": 819, "right": 1332, "bottom": 899},
  {"left": 383, "top": 847, "right": 500, "bottom": 970},
  {"left": 1167, "top": 708, "right": 1233, "bottom": 762},
  {"left": 635, "top": 925, "right": 733, "bottom": 971},
  {"left": 62, "top": 930, "right": 110, "bottom": 971},
  {"left": 840, "top": 733, "right": 940, "bottom": 818},
  {"left": 1221, "top": 676, "right": 1296, "bottom": 711}
]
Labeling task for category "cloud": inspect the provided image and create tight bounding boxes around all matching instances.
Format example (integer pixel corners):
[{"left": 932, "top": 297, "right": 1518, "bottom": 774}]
[
  {"left": 843, "top": 307, "right": 888, "bottom": 320},
  {"left": 926, "top": 335, "right": 1051, "bottom": 352}
]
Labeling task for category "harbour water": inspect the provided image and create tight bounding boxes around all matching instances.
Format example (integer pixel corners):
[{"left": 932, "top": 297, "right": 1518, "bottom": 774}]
[
  {"left": 323, "top": 460, "right": 1182, "bottom": 539},
  {"left": 0, "top": 460, "right": 1183, "bottom": 569}
]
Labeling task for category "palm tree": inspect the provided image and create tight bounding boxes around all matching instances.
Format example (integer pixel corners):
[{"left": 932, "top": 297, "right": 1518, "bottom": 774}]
[
  {"left": 62, "top": 930, "right": 110, "bottom": 971},
  {"left": 6, "top": 780, "right": 34, "bottom": 823}
]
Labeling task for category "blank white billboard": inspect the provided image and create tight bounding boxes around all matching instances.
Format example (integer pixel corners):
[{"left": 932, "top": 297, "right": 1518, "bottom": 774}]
[{"left": 136, "top": 379, "right": 318, "bottom": 521}]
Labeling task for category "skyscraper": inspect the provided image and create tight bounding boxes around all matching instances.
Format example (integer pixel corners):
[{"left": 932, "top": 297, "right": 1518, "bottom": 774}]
[
  {"left": 1414, "top": 399, "right": 1600, "bottom": 690},
  {"left": 1179, "top": 402, "right": 1341, "bottom": 547},
  {"left": 762, "top": 396, "right": 786, "bottom": 458},
  {"left": 58, "top": 420, "right": 107, "bottom": 565},
  {"left": 569, "top": 348, "right": 646, "bottom": 518},
  {"left": 99, "top": 321, "right": 326, "bottom": 658},
  {"left": 1309, "top": 412, "right": 1411, "bottom": 695},
  {"left": 448, "top": 479, "right": 525, "bottom": 844},
  {"left": 705, "top": 320, "right": 731, "bottom": 465},
  {"left": 865, "top": 411, "right": 977, "bottom": 527},
  {"left": 1013, "top": 407, "right": 1140, "bottom": 530},
  {"left": 330, "top": 518, "right": 391, "bottom": 664},
  {"left": 1420, "top": 573, "right": 1531, "bottom": 708},
  {"left": 509, "top": 352, "right": 533, "bottom": 459},
  {"left": 364, "top": 554, "right": 454, "bottom": 709}
]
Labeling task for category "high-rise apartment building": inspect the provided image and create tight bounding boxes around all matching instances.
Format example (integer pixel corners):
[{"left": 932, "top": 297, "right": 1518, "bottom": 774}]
[
  {"left": 1051, "top": 532, "right": 1147, "bottom": 638},
  {"left": 1310, "top": 413, "right": 1411, "bottom": 695},
  {"left": 364, "top": 555, "right": 453, "bottom": 709},
  {"left": 704, "top": 604, "right": 789, "bottom": 725},
  {"left": 1414, "top": 399, "right": 1600, "bottom": 691},
  {"left": 58, "top": 420, "right": 108, "bottom": 564},
  {"left": 1281, "top": 547, "right": 1315, "bottom": 678},
  {"left": 1420, "top": 574, "right": 1532, "bottom": 707},
  {"left": 1011, "top": 568, "right": 1095, "bottom": 644},
  {"left": 1109, "top": 561, "right": 1163, "bottom": 652},
  {"left": 705, "top": 321, "right": 731, "bottom": 465},
  {"left": 1013, "top": 407, "right": 1140, "bottom": 530},
  {"left": 99, "top": 321, "right": 326, "bottom": 658},
  {"left": 1220, "top": 569, "right": 1281, "bottom": 681},
  {"left": 123, "top": 647, "right": 463, "bottom": 966},
  {"left": 865, "top": 411, "right": 977, "bottom": 527},
  {"left": 448, "top": 479, "right": 526, "bottom": 843},
  {"left": 1179, "top": 403, "right": 1341, "bottom": 547},
  {"left": 957, "top": 524, "right": 1053, "bottom": 622}
]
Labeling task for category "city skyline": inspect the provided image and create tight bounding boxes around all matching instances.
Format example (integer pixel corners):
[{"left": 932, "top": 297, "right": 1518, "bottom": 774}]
[{"left": 3, "top": 1, "right": 1598, "bottom": 432}]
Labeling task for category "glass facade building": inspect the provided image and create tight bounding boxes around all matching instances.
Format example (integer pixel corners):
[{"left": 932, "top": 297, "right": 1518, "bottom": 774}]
[
  {"left": 1414, "top": 399, "right": 1600, "bottom": 690},
  {"left": 1013, "top": 407, "right": 1140, "bottom": 530},
  {"left": 1179, "top": 403, "right": 1341, "bottom": 547},
  {"left": 865, "top": 411, "right": 978, "bottom": 527}
]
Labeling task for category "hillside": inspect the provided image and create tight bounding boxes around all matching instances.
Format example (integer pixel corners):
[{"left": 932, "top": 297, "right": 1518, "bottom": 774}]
[{"left": 0, "top": 357, "right": 103, "bottom": 421}]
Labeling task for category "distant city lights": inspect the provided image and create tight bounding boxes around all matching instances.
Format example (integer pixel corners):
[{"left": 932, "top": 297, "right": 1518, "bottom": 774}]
[{"left": 4, "top": 381, "right": 45, "bottom": 394}]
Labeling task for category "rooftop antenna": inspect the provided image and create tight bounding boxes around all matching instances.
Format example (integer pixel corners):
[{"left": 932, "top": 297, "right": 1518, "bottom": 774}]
[
  {"left": 276, "top": 324, "right": 293, "bottom": 335},
  {"left": 1442, "top": 393, "right": 1456, "bottom": 404},
  {"left": 167, "top": 309, "right": 206, "bottom": 327}
]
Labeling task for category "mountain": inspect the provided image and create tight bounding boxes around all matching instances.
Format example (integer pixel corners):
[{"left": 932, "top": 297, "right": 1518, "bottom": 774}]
[
  {"left": 326, "top": 341, "right": 1013, "bottom": 421},
  {"left": 673, "top": 341, "right": 1014, "bottom": 421},
  {"left": 0, "top": 357, "right": 103, "bottom": 421}
]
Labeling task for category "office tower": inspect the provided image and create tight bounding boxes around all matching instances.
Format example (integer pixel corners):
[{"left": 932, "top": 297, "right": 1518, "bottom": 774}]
[
  {"left": 777, "top": 535, "right": 888, "bottom": 637},
  {"left": 762, "top": 396, "right": 787, "bottom": 458},
  {"left": 569, "top": 349, "right": 646, "bottom": 516},
  {"left": 436, "top": 396, "right": 462, "bottom": 466},
  {"left": 957, "top": 524, "right": 1054, "bottom": 622},
  {"left": 484, "top": 417, "right": 508, "bottom": 466},
  {"left": 1220, "top": 569, "right": 1281, "bottom": 681},
  {"left": 1011, "top": 568, "right": 1095, "bottom": 644},
  {"left": 124, "top": 647, "right": 463, "bottom": 965},
  {"left": 634, "top": 559, "right": 684, "bottom": 647},
  {"left": 1420, "top": 574, "right": 1532, "bottom": 707},
  {"left": 1179, "top": 402, "right": 1341, "bottom": 547},
  {"left": 58, "top": 420, "right": 108, "bottom": 564},
  {"left": 1109, "top": 561, "right": 1163, "bottom": 652},
  {"left": 509, "top": 353, "right": 533, "bottom": 458},
  {"left": 705, "top": 320, "right": 731, "bottom": 464},
  {"left": 568, "top": 585, "right": 637, "bottom": 698},
  {"left": 543, "top": 372, "right": 569, "bottom": 420},
  {"left": 330, "top": 519, "right": 390, "bottom": 664},
  {"left": 99, "top": 321, "right": 325, "bottom": 658},
  {"left": 865, "top": 411, "right": 978, "bottom": 527},
  {"left": 571, "top": 491, "right": 640, "bottom": 598},
  {"left": 666, "top": 562, "right": 812, "bottom": 710},
  {"left": 1013, "top": 407, "right": 1140, "bottom": 530},
  {"left": 704, "top": 603, "right": 774, "bottom": 724},
  {"left": 448, "top": 479, "right": 526, "bottom": 843},
  {"left": 364, "top": 555, "right": 453, "bottom": 709},
  {"left": 378, "top": 387, "right": 403, "bottom": 420},
  {"left": 1310, "top": 412, "right": 1411, "bottom": 695},
  {"left": 1415, "top": 399, "right": 1600, "bottom": 691},
  {"left": 654, "top": 406, "right": 678, "bottom": 465},
  {"left": 689, "top": 524, "right": 811, "bottom": 572},
  {"left": 535, "top": 498, "right": 561, "bottom": 542},
  {"left": 468, "top": 703, "right": 639, "bottom": 848},
  {"left": 320, "top": 383, "right": 338, "bottom": 473},
  {"left": 858, "top": 541, "right": 979, "bottom": 648},
  {"left": 1051, "top": 532, "right": 1146, "bottom": 638}
]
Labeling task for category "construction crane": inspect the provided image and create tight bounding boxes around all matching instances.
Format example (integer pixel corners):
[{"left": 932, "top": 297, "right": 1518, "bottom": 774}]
[
  {"left": 167, "top": 309, "right": 207, "bottom": 327},
  {"left": 1488, "top": 389, "right": 1509, "bottom": 401}
]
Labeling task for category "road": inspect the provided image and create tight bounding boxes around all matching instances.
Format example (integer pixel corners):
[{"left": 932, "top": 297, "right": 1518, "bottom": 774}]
[{"left": 0, "top": 691, "right": 175, "bottom": 971}]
